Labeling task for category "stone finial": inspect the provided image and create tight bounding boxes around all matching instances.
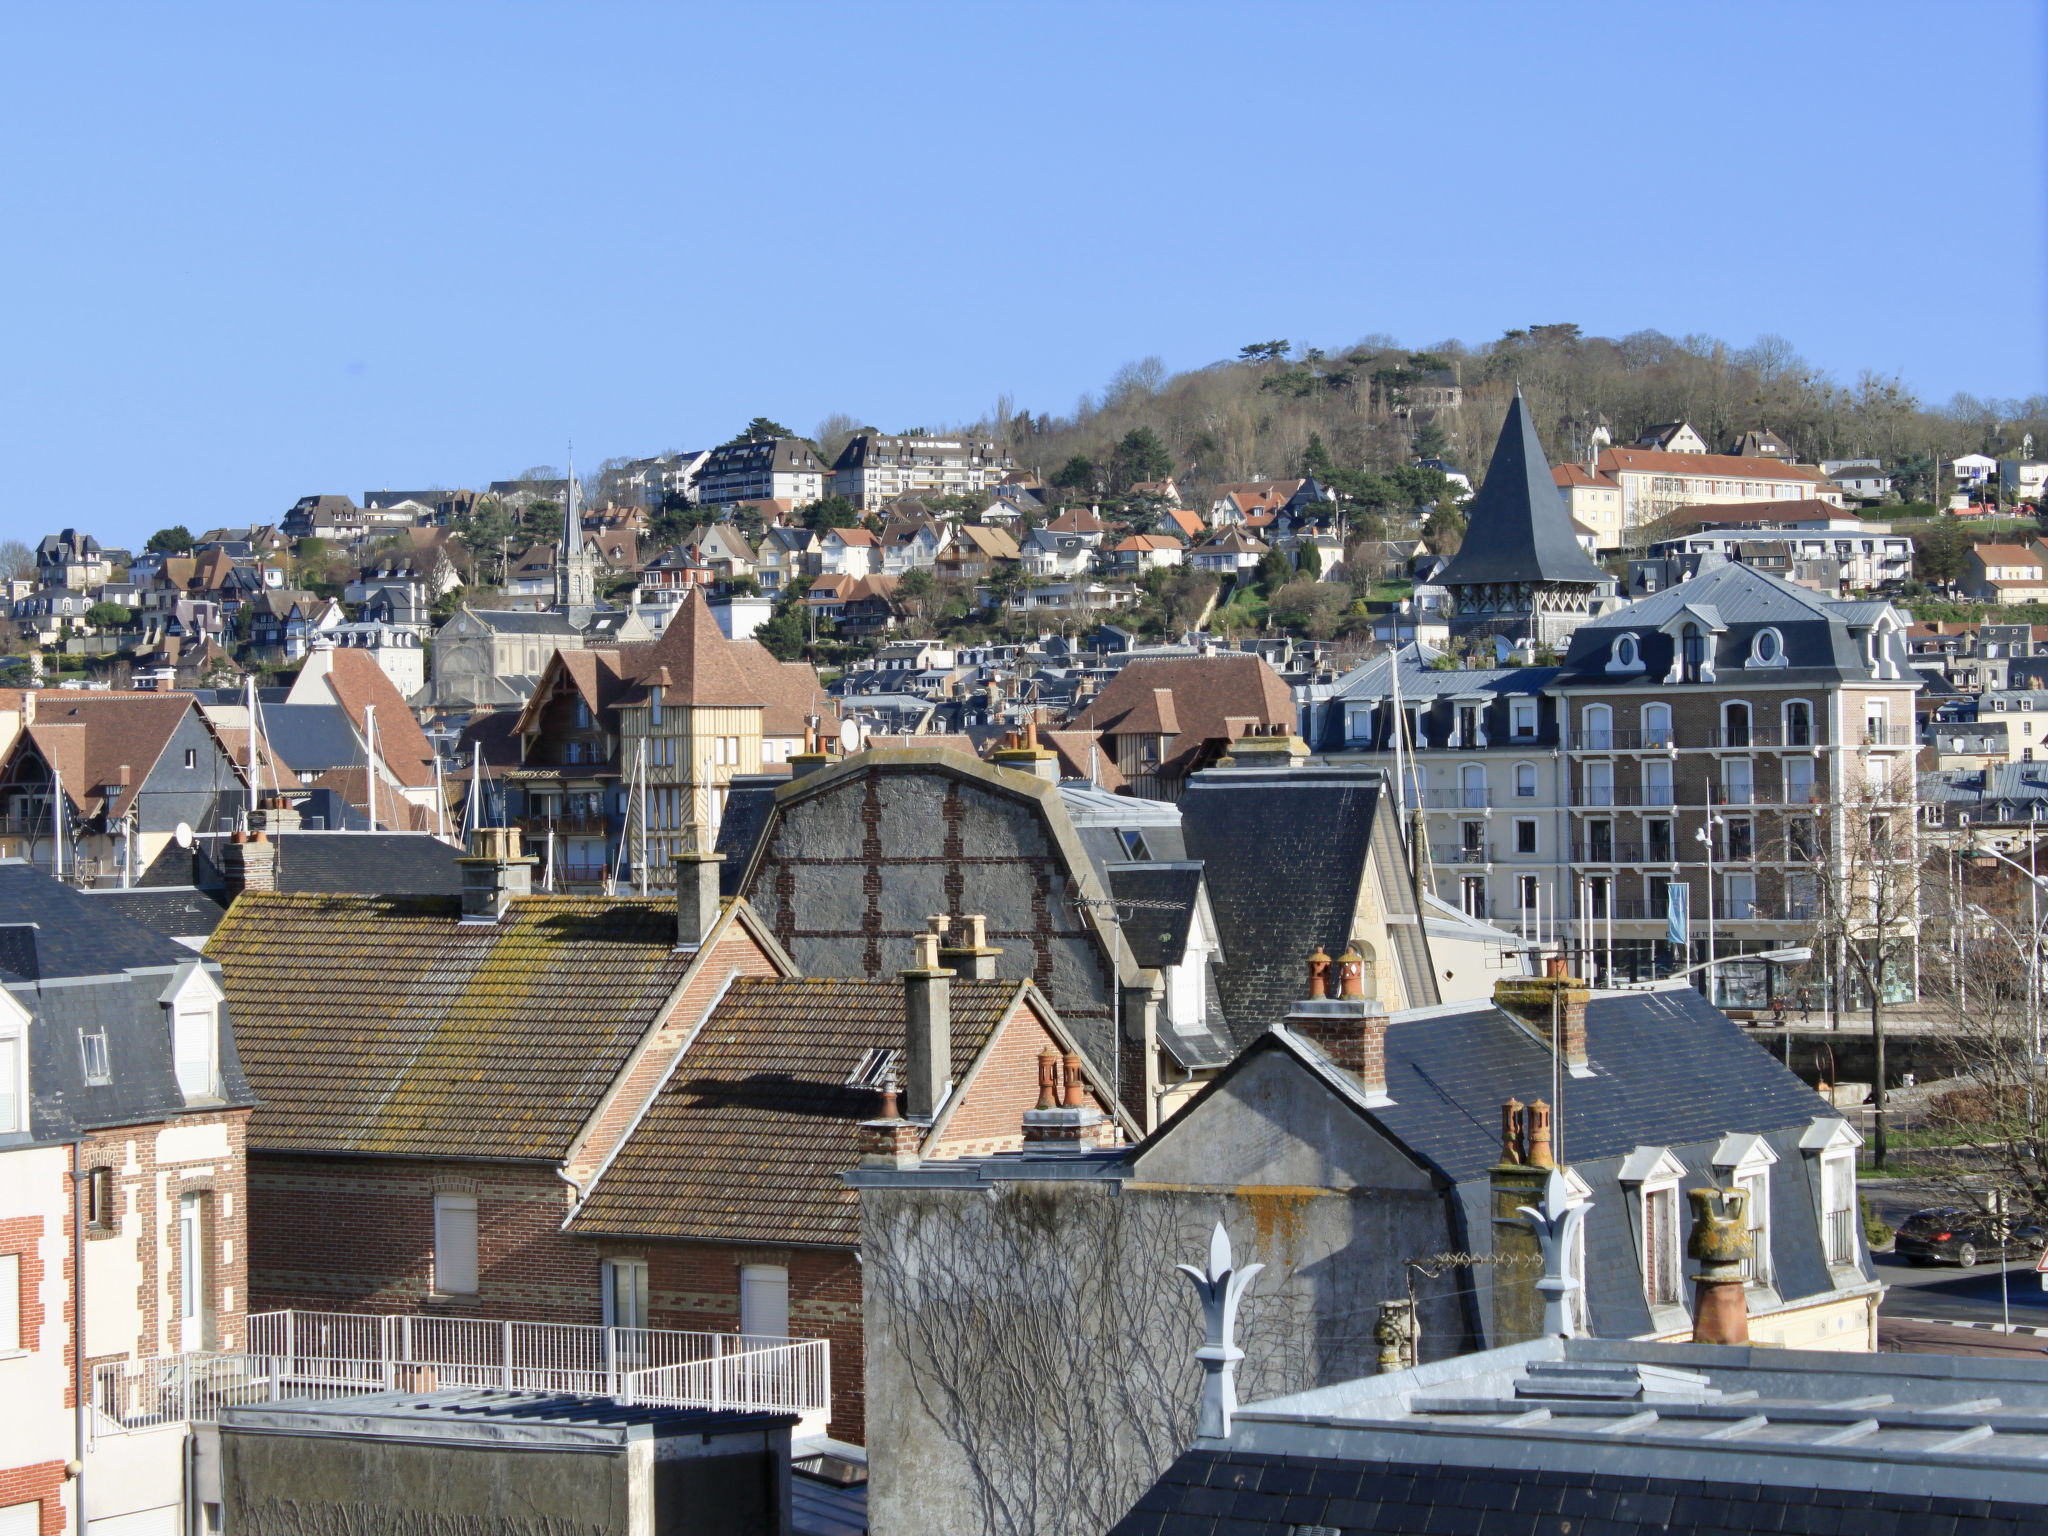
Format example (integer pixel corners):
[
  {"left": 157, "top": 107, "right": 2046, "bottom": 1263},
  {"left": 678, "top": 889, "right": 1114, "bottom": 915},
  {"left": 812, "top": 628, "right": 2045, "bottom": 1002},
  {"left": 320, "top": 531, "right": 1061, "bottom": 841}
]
[
  {"left": 1177, "top": 1222, "right": 1264, "bottom": 1439},
  {"left": 1516, "top": 1167, "right": 1593, "bottom": 1338},
  {"left": 1306, "top": 946, "right": 1331, "bottom": 999}
]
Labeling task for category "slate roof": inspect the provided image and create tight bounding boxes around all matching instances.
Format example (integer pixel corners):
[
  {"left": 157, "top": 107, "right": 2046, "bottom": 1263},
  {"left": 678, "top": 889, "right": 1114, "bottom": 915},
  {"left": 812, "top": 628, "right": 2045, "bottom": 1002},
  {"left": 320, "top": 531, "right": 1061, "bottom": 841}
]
[
  {"left": 195, "top": 831, "right": 463, "bottom": 895},
  {"left": 1435, "top": 389, "right": 1610, "bottom": 590},
  {"left": 207, "top": 893, "right": 699, "bottom": 1160},
  {"left": 80, "top": 885, "right": 227, "bottom": 944},
  {"left": 1179, "top": 769, "right": 1417, "bottom": 1044},
  {"left": 568, "top": 976, "right": 1034, "bottom": 1245},
  {"left": 0, "top": 859, "right": 203, "bottom": 977},
  {"left": 1366, "top": 987, "right": 1824, "bottom": 1183},
  {"left": 256, "top": 704, "right": 365, "bottom": 775},
  {"left": 1104, "top": 863, "right": 1205, "bottom": 969}
]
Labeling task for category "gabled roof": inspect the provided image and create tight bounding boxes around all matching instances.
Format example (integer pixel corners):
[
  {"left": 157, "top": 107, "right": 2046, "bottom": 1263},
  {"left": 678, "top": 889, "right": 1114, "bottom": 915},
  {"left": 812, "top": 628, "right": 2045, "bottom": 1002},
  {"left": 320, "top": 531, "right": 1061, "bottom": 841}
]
[
  {"left": 207, "top": 893, "right": 709, "bottom": 1161},
  {"left": 566, "top": 976, "right": 1063, "bottom": 1245},
  {"left": 619, "top": 587, "right": 758, "bottom": 708},
  {"left": 1436, "top": 389, "right": 1610, "bottom": 590},
  {"left": 306, "top": 649, "right": 438, "bottom": 787},
  {"left": 1068, "top": 655, "right": 1291, "bottom": 782},
  {"left": 1598, "top": 446, "right": 1830, "bottom": 481},
  {"left": 16, "top": 691, "right": 204, "bottom": 817}
]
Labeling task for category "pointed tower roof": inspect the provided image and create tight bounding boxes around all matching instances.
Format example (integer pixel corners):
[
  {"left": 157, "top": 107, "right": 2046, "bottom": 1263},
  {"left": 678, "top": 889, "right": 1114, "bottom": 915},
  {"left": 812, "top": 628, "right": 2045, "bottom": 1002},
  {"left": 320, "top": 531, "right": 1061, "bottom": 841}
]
[
  {"left": 563, "top": 457, "right": 584, "bottom": 556},
  {"left": 1435, "top": 388, "right": 1609, "bottom": 589},
  {"left": 631, "top": 588, "right": 759, "bottom": 707}
]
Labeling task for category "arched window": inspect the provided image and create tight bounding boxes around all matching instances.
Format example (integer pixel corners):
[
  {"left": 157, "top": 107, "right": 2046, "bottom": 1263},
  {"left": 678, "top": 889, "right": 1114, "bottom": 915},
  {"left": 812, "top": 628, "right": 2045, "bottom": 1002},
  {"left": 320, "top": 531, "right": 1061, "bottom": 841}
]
[
  {"left": 1785, "top": 700, "right": 1812, "bottom": 747},
  {"left": 1682, "top": 624, "right": 1707, "bottom": 682},
  {"left": 1642, "top": 703, "right": 1672, "bottom": 747},
  {"left": 1724, "top": 702, "right": 1751, "bottom": 748},
  {"left": 1583, "top": 704, "right": 1613, "bottom": 751},
  {"left": 1461, "top": 763, "right": 1488, "bottom": 808},
  {"left": 1515, "top": 762, "right": 1538, "bottom": 798}
]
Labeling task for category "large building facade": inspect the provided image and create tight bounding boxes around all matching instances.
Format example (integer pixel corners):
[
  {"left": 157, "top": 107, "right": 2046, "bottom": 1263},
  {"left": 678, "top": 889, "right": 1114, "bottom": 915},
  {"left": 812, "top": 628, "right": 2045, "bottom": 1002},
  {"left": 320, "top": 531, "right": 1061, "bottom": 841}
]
[
  {"left": 829, "top": 433, "right": 1013, "bottom": 510},
  {"left": 693, "top": 438, "right": 828, "bottom": 508},
  {"left": 1302, "top": 561, "right": 1920, "bottom": 1011}
]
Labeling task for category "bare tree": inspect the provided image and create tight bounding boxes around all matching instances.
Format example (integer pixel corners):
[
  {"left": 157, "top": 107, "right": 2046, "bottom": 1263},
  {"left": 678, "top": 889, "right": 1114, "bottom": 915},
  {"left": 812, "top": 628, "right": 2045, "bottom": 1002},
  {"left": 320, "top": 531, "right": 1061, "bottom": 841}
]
[
  {"left": 1797, "top": 760, "right": 1922, "bottom": 1167},
  {"left": 0, "top": 540, "right": 31, "bottom": 581}
]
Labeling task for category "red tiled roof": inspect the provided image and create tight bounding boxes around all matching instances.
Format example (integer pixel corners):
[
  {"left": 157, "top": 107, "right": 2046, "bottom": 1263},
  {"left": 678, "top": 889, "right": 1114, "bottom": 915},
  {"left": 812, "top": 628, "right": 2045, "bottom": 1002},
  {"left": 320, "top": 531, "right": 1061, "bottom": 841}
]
[
  {"left": 1068, "top": 655, "right": 1292, "bottom": 780},
  {"left": 1597, "top": 448, "right": 1829, "bottom": 482},
  {"left": 17, "top": 691, "right": 201, "bottom": 817},
  {"left": 1552, "top": 465, "right": 1619, "bottom": 489},
  {"left": 318, "top": 649, "right": 438, "bottom": 788}
]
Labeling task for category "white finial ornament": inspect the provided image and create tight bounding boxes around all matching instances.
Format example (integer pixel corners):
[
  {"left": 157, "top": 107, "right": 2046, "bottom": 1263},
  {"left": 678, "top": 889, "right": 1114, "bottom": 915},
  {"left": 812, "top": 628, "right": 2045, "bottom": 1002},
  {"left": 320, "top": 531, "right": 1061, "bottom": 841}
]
[
  {"left": 1177, "top": 1222, "right": 1263, "bottom": 1438},
  {"left": 1517, "top": 1167, "right": 1593, "bottom": 1338}
]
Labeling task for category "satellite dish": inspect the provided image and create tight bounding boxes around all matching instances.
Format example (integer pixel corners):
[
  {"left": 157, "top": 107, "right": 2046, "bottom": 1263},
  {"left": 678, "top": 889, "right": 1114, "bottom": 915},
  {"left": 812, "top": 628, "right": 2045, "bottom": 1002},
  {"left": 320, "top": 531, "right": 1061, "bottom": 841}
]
[
  {"left": 173, "top": 822, "right": 193, "bottom": 849},
  {"left": 839, "top": 719, "right": 861, "bottom": 753}
]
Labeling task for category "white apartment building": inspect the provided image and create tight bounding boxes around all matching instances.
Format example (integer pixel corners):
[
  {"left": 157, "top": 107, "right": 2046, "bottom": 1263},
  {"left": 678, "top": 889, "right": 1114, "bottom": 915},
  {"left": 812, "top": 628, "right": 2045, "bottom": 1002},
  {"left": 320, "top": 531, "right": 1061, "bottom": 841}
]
[
  {"left": 2000, "top": 460, "right": 2048, "bottom": 503},
  {"left": 694, "top": 437, "right": 828, "bottom": 508},
  {"left": 1598, "top": 444, "right": 1844, "bottom": 532},
  {"left": 829, "top": 433, "right": 1014, "bottom": 510},
  {"left": 1647, "top": 517, "right": 1913, "bottom": 591}
]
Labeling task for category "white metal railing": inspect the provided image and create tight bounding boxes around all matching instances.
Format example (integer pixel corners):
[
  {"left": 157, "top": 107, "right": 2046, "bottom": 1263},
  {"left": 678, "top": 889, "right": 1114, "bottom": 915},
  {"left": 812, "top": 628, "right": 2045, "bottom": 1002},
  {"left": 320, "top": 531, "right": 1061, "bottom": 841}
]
[{"left": 92, "top": 1310, "right": 830, "bottom": 1434}]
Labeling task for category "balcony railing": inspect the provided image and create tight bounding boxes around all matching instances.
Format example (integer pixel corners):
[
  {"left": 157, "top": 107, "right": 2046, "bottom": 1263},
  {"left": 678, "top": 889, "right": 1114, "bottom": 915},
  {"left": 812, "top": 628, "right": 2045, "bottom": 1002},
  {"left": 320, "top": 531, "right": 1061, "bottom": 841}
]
[
  {"left": 1431, "top": 843, "right": 1496, "bottom": 865},
  {"left": 1406, "top": 788, "right": 1494, "bottom": 809},
  {"left": 515, "top": 812, "right": 611, "bottom": 838},
  {"left": 1571, "top": 784, "right": 1679, "bottom": 807},
  {"left": 1825, "top": 1207, "right": 1858, "bottom": 1265},
  {"left": 1569, "top": 729, "right": 1831, "bottom": 752},
  {"left": 1861, "top": 727, "right": 1915, "bottom": 747},
  {"left": 92, "top": 1310, "right": 831, "bottom": 1435},
  {"left": 1569, "top": 730, "right": 1674, "bottom": 751}
]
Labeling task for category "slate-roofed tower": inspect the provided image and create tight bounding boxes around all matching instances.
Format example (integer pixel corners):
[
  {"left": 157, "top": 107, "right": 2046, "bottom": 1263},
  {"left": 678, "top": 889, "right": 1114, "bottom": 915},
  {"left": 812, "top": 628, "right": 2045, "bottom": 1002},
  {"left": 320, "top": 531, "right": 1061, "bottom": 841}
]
[
  {"left": 1435, "top": 387, "right": 1612, "bottom": 645},
  {"left": 558, "top": 456, "right": 600, "bottom": 610}
]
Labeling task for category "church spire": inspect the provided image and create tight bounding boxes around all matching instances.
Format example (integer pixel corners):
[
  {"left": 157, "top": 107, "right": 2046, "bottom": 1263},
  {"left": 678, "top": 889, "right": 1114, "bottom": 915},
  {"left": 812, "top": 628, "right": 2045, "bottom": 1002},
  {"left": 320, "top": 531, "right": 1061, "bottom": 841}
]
[{"left": 558, "top": 449, "right": 597, "bottom": 610}]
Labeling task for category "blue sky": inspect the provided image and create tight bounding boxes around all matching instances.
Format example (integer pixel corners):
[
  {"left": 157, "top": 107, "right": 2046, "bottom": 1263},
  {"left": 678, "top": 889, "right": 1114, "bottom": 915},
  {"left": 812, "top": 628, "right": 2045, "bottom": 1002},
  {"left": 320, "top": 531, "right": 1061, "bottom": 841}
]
[{"left": 2, "top": 2, "right": 2042, "bottom": 547}]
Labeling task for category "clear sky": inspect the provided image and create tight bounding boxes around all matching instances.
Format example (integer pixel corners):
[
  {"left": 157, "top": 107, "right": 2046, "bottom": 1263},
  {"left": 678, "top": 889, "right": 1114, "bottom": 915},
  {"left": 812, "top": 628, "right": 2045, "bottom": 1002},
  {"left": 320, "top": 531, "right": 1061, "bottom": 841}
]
[{"left": 3, "top": 2, "right": 2042, "bottom": 547}]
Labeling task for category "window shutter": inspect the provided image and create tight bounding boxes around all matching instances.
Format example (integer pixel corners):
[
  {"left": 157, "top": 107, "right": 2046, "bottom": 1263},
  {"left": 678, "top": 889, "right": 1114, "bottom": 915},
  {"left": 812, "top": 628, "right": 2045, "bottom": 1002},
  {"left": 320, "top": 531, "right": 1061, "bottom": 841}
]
[{"left": 434, "top": 1195, "right": 478, "bottom": 1295}]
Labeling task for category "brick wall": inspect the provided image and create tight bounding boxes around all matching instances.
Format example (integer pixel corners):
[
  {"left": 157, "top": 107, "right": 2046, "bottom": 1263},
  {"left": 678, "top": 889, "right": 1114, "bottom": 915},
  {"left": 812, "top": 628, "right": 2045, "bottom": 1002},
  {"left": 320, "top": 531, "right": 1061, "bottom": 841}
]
[
  {"left": 248, "top": 1155, "right": 874, "bottom": 1439},
  {"left": 0, "top": 1462, "right": 69, "bottom": 1536},
  {"left": 930, "top": 999, "right": 1110, "bottom": 1159},
  {"left": 73, "top": 1107, "right": 250, "bottom": 1382}
]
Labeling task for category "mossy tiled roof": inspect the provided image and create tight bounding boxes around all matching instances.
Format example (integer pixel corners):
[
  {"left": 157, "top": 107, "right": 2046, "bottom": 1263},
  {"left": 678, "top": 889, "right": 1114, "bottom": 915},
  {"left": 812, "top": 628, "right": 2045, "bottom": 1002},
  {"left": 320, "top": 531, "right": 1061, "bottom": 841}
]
[
  {"left": 208, "top": 892, "right": 694, "bottom": 1161},
  {"left": 569, "top": 976, "right": 1025, "bottom": 1246}
]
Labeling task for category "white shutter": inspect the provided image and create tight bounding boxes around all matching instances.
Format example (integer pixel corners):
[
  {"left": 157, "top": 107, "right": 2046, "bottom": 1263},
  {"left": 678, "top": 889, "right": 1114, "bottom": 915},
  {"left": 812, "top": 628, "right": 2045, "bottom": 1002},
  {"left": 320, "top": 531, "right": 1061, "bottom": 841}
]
[
  {"left": 174, "top": 1009, "right": 214, "bottom": 1098},
  {"left": 0, "top": 1504, "right": 40, "bottom": 1536},
  {"left": 0, "top": 1252, "right": 20, "bottom": 1351},
  {"left": 739, "top": 1264, "right": 788, "bottom": 1341},
  {"left": 434, "top": 1195, "right": 478, "bottom": 1295}
]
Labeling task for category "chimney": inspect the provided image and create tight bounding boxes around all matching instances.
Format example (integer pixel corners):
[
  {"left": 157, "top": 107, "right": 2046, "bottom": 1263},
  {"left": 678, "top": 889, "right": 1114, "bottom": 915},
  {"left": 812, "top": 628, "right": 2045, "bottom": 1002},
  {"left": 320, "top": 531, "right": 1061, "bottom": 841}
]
[
  {"left": 673, "top": 848, "right": 725, "bottom": 949},
  {"left": 788, "top": 716, "right": 841, "bottom": 780},
  {"left": 857, "top": 1076, "right": 922, "bottom": 1170},
  {"left": 1021, "top": 1047, "right": 1112, "bottom": 1152},
  {"left": 222, "top": 829, "right": 275, "bottom": 899},
  {"left": 901, "top": 917, "right": 956, "bottom": 1120},
  {"left": 248, "top": 793, "right": 301, "bottom": 836},
  {"left": 1488, "top": 1096, "right": 1550, "bottom": 1346},
  {"left": 456, "top": 825, "right": 537, "bottom": 923},
  {"left": 1283, "top": 949, "right": 1390, "bottom": 1102},
  {"left": 1493, "top": 959, "right": 1590, "bottom": 1072},
  {"left": 937, "top": 912, "right": 1001, "bottom": 979},
  {"left": 990, "top": 721, "right": 1058, "bottom": 781},
  {"left": 1688, "top": 1187, "right": 1753, "bottom": 1345},
  {"left": 1120, "top": 975, "right": 1162, "bottom": 1134}
]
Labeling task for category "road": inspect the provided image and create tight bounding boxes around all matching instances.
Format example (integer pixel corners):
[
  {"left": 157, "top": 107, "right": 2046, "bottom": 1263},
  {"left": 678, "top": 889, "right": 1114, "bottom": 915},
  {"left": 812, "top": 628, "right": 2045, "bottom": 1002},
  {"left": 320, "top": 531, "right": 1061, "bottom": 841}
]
[{"left": 1866, "top": 1178, "right": 2048, "bottom": 1333}]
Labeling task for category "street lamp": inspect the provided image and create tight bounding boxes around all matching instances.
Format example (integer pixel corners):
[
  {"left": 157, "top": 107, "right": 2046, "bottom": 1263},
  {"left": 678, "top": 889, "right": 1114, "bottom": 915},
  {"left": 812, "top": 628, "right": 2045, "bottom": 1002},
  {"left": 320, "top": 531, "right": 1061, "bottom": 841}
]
[{"left": 1694, "top": 814, "right": 1724, "bottom": 1003}]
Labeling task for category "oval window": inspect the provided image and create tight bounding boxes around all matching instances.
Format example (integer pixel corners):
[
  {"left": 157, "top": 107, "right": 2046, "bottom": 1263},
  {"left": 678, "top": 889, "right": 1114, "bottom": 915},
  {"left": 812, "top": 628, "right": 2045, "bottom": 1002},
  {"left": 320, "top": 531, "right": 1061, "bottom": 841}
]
[
  {"left": 1617, "top": 636, "right": 1638, "bottom": 667},
  {"left": 1756, "top": 629, "right": 1780, "bottom": 663}
]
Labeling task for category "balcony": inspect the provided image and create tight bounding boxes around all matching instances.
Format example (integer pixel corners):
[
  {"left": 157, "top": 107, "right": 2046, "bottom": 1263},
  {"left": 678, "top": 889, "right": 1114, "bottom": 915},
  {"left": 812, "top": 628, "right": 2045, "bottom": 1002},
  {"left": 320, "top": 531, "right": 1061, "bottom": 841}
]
[
  {"left": 1569, "top": 729, "right": 1672, "bottom": 751},
  {"left": 1861, "top": 727, "right": 1915, "bottom": 747},
  {"left": 1431, "top": 843, "right": 1496, "bottom": 866},
  {"left": 1571, "top": 784, "right": 1679, "bottom": 807},
  {"left": 91, "top": 1309, "right": 833, "bottom": 1437},
  {"left": 1406, "top": 788, "right": 1493, "bottom": 809},
  {"left": 1571, "top": 842, "right": 1648, "bottom": 865},
  {"left": 515, "top": 812, "right": 611, "bottom": 838}
]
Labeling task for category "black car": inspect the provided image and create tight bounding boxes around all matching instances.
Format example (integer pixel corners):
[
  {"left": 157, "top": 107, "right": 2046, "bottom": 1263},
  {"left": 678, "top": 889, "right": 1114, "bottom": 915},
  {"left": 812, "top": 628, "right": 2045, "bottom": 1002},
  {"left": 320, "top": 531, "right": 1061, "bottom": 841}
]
[{"left": 1895, "top": 1206, "right": 2047, "bottom": 1267}]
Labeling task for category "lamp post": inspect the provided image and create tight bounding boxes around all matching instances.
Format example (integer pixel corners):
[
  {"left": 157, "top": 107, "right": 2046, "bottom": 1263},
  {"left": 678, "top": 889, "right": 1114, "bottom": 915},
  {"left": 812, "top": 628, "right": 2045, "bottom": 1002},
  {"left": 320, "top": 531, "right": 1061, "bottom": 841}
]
[{"left": 1694, "top": 812, "right": 1724, "bottom": 1005}]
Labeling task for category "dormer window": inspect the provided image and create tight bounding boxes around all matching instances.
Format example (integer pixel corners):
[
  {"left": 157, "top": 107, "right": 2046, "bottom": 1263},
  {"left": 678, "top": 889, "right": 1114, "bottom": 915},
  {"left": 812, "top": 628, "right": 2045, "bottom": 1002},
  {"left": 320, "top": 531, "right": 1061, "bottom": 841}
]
[
  {"left": 1682, "top": 624, "right": 1707, "bottom": 682},
  {"left": 649, "top": 686, "right": 663, "bottom": 727},
  {"left": 1750, "top": 627, "right": 1784, "bottom": 666}
]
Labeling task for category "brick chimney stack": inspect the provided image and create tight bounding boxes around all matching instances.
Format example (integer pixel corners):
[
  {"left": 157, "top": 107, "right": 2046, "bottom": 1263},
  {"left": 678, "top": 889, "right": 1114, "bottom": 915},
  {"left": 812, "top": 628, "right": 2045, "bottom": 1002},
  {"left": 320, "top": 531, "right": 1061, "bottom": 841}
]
[
  {"left": 901, "top": 917, "right": 956, "bottom": 1120},
  {"left": 1284, "top": 949, "right": 1390, "bottom": 1102},
  {"left": 248, "top": 794, "right": 301, "bottom": 836},
  {"left": 937, "top": 912, "right": 1002, "bottom": 979},
  {"left": 1493, "top": 957, "right": 1590, "bottom": 1072},
  {"left": 858, "top": 1073, "right": 923, "bottom": 1170},
  {"left": 990, "top": 721, "right": 1058, "bottom": 781},
  {"left": 222, "top": 827, "right": 276, "bottom": 899}
]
